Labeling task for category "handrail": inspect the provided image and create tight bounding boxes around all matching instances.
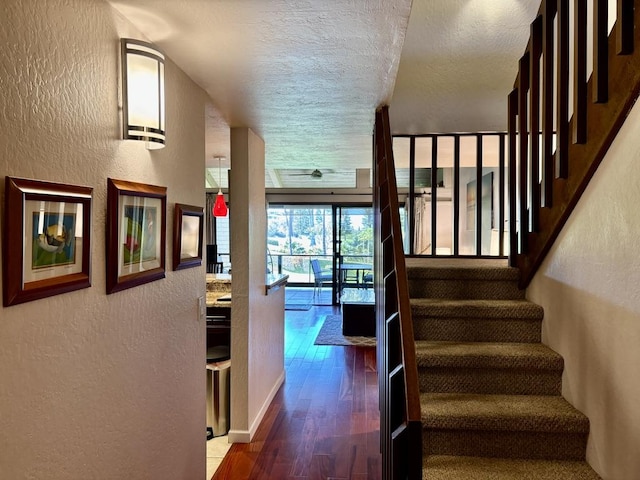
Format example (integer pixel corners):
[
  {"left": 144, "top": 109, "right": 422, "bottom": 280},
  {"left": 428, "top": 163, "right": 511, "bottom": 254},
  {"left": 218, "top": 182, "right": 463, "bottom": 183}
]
[
  {"left": 509, "top": 0, "right": 640, "bottom": 287},
  {"left": 374, "top": 106, "right": 422, "bottom": 479}
]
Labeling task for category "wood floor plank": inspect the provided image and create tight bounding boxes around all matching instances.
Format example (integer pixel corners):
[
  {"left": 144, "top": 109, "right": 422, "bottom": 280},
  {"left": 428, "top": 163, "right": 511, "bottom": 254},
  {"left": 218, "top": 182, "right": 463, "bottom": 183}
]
[{"left": 211, "top": 306, "right": 381, "bottom": 479}]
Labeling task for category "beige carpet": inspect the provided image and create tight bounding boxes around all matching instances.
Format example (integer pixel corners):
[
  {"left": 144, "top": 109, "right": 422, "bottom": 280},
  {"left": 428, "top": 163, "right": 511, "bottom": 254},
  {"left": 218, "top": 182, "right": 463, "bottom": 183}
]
[
  {"left": 314, "top": 314, "right": 376, "bottom": 347},
  {"left": 406, "top": 259, "right": 601, "bottom": 477}
]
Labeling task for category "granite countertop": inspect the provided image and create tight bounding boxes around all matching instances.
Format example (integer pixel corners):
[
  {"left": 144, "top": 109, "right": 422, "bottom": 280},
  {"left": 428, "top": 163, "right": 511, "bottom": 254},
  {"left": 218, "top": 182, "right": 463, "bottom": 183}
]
[
  {"left": 206, "top": 273, "right": 231, "bottom": 285},
  {"left": 206, "top": 273, "right": 231, "bottom": 307},
  {"left": 206, "top": 291, "right": 232, "bottom": 307},
  {"left": 205, "top": 272, "right": 289, "bottom": 304}
]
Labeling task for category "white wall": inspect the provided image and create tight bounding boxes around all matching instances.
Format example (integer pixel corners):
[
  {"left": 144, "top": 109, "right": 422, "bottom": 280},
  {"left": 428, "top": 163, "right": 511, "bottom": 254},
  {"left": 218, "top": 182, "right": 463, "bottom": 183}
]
[
  {"left": 0, "top": 1, "right": 208, "bottom": 478},
  {"left": 229, "top": 128, "right": 285, "bottom": 442},
  {"left": 528, "top": 97, "right": 640, "bottom": 479}
]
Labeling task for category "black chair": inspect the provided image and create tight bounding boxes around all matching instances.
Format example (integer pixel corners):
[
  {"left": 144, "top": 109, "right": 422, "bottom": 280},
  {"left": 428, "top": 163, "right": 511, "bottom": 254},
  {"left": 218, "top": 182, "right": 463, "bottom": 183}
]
[
  {"left": 310, "top": 259, "right": 332, "bottom": 296},
  {"left": 206, "top": 244, "right": 224, "bottom": 273},
  {"left": 212, "top": 262, "right": 224, "bottom": 273}
]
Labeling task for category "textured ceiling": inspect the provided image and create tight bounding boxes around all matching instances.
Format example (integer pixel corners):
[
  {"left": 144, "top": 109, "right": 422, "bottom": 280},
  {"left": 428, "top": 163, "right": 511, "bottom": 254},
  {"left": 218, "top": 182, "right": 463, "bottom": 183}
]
[
  {"left": 390, "top": 0, "right": 539, "bottom": 135},
  {"left": 109, "top": 0, "right": 540, "bottom": 189}
]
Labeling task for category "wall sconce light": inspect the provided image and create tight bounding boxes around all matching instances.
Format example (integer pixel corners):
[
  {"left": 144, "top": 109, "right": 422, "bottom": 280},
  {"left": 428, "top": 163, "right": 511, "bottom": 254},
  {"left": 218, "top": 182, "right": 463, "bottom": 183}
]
[
  {"left": 121, "top": 38, "right": 165, "bottom": 149},
  {"left": 213, "top": 156, "right": 228, "bottom": 217}
]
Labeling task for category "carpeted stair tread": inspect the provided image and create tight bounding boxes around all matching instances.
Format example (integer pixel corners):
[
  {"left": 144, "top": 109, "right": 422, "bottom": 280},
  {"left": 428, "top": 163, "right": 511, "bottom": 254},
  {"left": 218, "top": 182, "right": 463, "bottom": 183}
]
[
  {"left": 406, "top": 258, "right": 517, "bottom": 281},
  {"left": 411, "top": 262, "right": 597, "bottom": 472},
  {"left": 406, "top": 259, "right": 524, "bottom": 300},
  {"left": 411, "top": 298, "right": 543, "bottom": 319},
  {"left": 423, "top": 455, "right": 602, "bottom": 479},
  {"left": 421, "top": 393, "right": 590, "bottom": 433},
  {"left": 412, "top": 316, "right": 542, "bottom": 343},
  {"left": 415, "top": 341, "right": 563, "bottom": 370}
]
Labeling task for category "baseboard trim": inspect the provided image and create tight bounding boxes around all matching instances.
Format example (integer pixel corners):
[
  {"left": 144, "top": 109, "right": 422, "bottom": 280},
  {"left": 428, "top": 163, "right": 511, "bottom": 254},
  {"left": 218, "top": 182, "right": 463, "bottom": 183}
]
[{"left": 227, "top": 370, "right": 285, "bottom": 444}]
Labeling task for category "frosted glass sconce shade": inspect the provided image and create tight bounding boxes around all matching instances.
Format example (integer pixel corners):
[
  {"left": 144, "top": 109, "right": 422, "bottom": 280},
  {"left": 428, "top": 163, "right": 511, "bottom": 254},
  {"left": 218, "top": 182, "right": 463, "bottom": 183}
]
[{"left": 121, "top": 39, "right": 165, "bottom": 149}]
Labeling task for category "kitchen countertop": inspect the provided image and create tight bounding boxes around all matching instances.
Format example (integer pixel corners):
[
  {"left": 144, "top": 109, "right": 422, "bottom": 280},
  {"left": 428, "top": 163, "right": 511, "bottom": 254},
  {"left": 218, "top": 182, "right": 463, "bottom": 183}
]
[
  {"left": 206, "top": 274, "right": 232, "bottom": 307},
  {"left": 205, "top": 272, "right": 289, "bottom": 305},
  {"left": 206, "top": 291, "right": 232, "bottom": 307},
  {"left": 265, "top": 273, "right": 289, "bottom": 294},
  {"left": 206, "top": 273, "right": 231, "bottom": 286}
]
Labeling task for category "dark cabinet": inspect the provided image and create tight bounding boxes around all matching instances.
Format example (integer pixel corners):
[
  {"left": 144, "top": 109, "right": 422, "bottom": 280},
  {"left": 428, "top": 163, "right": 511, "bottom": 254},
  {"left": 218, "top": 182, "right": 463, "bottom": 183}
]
[{"left": 206, "top": 306, "right": 230, "bottom": 352}]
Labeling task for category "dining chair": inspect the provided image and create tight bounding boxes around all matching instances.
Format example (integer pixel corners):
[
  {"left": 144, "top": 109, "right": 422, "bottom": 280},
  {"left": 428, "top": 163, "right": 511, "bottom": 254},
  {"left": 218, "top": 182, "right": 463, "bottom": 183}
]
[{"left": 310, "top": 259, "right": 332, "bottom": 296}]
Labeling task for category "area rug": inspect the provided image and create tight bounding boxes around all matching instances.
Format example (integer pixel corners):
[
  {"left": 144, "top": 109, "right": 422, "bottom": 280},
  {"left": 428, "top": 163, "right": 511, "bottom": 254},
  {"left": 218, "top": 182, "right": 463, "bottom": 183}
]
[
  {"left": 314, "top": 315, "right": 376, "bottom": 347},
  {"left": 285, "top": 303, "right": 312, "bottom": 311}
]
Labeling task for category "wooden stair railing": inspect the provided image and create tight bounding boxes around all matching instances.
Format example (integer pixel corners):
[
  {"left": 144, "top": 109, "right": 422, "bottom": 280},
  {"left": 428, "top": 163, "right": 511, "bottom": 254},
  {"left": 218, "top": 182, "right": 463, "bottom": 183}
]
[
  {"left": 510, "top": 0, "right": 640, "bottom": 287},
  {"left": 373, "top": 106, "right": 422, "bottom": 479}
]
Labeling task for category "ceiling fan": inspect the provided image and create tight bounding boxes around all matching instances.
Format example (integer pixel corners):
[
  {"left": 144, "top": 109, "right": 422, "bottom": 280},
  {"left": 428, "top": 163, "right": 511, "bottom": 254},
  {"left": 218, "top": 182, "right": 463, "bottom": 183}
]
[{"left": 289, "top": 169, "right": 323, "bottom": 178}]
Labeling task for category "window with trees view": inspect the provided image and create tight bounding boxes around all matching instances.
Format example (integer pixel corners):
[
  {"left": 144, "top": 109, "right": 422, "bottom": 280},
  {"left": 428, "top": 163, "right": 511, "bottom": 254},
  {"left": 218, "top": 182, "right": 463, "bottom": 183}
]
[{"left": 267, "top": 205, "right": 373, "bottom": 284}]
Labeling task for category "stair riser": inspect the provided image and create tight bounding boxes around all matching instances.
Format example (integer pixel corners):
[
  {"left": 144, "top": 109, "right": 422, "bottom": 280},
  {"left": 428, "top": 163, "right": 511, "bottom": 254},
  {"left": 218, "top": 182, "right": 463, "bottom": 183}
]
[
  {"left": 409, "top": 279, "right": 525, "bottom": 300},
  {"left": 419, "top": 368, "right": 562, "bottom": 395},
  {"left": 412, "top": 318, "right": 542, "bottom": 343},
  {"left": 423, "top": 429, "right": 588, "bottom": 460}
]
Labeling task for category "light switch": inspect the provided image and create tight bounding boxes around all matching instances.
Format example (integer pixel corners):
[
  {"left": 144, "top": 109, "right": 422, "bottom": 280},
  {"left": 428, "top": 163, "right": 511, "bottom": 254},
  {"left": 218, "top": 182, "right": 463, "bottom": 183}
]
[{"left": 198, "top": 296, "right": 206, "bottom": 321}]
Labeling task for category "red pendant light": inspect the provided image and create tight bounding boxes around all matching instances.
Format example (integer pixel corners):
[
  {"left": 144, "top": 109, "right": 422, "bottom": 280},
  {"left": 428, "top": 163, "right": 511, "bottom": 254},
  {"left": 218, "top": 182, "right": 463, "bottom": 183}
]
[
  {"left": 213, "top": 191, "right": 227, "bottom": 217},
  {"left": 213, "top": 156, "right": 228, "bottom": 217}
]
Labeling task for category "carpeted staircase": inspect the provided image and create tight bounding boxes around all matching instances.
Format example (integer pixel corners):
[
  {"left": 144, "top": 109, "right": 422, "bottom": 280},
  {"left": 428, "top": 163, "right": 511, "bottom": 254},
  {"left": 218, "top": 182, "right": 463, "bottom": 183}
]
[{"left": 406, "top": 258, "right": 601, "bottom": 479}]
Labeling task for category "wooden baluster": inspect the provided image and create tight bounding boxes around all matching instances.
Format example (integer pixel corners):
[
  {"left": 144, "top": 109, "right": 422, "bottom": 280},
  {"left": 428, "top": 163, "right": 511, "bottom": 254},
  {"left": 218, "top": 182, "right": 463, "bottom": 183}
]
[
  {"left": 593, "top": 0, "right": 608, "bottom": 103},
  {"left": 542, "top": 0, "right": 557, "bottom": 207},
  {"left": 508, "top": 89, "right": 519, "bottom": 263},
  {"left": 556, "top": 0, "right": 570, "bottom": 178},
  {"left": 498, "top": 132, "right": 506, "bottom": 257},
  {"left": 617, "top": 0, "right": 634, "bottom": 54},
  {"left": 475, "top": 134, "right": 483, "bottom": 254},
  {"left": 518, "top": 54, "right": 530, "bottom": 255},
  {"left": 431, "top": 136, "right": 438, "bottom": 255},
  {"left": 408, "top": 137, "right": 415, "bottom": 255},
  {"left": 573, "top": 0, "right": 588, "bottom": 144},
  {"left": 453, "top": 135, "right": 461, "bottom": 256},
  {"left": 530, "top": 17, "right": 543, "bottom": 231}
]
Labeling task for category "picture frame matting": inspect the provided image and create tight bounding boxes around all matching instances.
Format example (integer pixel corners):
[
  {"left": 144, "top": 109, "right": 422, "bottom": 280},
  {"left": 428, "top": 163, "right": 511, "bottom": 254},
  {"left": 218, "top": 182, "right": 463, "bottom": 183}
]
[
  {"left": 3, "top": 176, "right": 92, "bottom": 307},
  {"left": 173, "top": 203, "right": 204, "bottom": 271},
  {"left": 106, "top": 178, "right": 167, "bottom": 294}
]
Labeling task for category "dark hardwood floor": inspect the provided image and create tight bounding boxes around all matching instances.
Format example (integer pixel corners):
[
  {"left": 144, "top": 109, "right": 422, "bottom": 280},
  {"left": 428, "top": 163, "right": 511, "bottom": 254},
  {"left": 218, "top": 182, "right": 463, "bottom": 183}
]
[{"left": 212, "top": 304, "right": 381, "bottom": 480}]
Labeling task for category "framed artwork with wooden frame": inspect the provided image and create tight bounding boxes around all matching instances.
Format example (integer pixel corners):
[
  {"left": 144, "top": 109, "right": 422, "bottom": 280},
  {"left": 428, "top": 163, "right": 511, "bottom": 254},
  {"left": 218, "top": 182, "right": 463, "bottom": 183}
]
[
  {"left": 3, "top": 177, "right": 92, "bottom": 307},
  {"left": 106, "top": 178, "right": 166, "bottom": 294},
  {"left": 173, "top": 203, "right": 204, "bottom": 271}
]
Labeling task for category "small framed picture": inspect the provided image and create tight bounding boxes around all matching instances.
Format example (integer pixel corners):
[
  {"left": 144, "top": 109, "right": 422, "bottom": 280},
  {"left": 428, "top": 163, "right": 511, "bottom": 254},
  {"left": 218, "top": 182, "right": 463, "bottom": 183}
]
[
  {"left": 106, "top": 178, "right": 166, "bottom": 294},
  {"left": 173, "top": 203, "right": 204, "bottom": 271},
  {"left": 3, "top": 177, "right": 92, "bottom": 306}
]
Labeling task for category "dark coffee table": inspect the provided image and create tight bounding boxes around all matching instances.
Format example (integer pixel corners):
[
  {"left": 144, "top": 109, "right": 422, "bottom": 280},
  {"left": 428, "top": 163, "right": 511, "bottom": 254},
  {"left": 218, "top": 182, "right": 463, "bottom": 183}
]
[
  {"left": 340, "top": 290, "right": 375, "bottom": 337},
  {"left": 341, "top": 302, "right": 375, "bottom": 336}
]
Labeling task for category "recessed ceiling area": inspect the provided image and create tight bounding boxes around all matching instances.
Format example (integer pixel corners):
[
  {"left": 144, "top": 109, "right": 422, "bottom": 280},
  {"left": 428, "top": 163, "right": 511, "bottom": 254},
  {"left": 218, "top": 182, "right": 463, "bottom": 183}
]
[
  {"left": 206, "top": 167, "right": 360, "bottom": 190},
  {"left": 109, "top": 0, "right": 541, "bottom": 190}
]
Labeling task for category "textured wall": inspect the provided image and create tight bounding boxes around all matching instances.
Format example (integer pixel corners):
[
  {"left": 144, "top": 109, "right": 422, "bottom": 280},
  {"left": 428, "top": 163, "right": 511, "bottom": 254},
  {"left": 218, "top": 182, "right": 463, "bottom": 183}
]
[
  {"left": 0, "top": 1, "right": 208, "bottom": 478},
  {"left": 229, "top": 128, "right": 285, "bottom": 442},
  {"left": 528, "top": 97, "right": 640, "bottom": 479}
]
